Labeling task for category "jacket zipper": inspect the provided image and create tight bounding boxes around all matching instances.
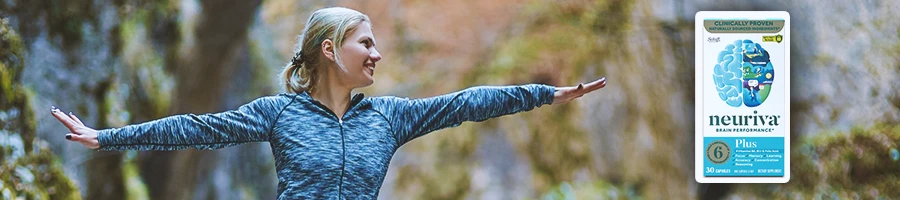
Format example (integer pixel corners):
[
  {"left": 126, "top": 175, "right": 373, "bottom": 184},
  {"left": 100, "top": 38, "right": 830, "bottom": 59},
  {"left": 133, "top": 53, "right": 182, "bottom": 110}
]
[
  {"left": 338, "top": 120, "right": 345, "bottom": 199},
  {"left": 304, "top": 93, "right": 363, "bottom": 198}
]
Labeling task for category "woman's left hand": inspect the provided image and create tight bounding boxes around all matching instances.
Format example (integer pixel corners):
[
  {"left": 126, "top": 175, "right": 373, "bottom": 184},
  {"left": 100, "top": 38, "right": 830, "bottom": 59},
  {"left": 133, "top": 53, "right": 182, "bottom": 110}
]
[
  {"left": 50, "top": 107, "right": 100, "bottom": 149},
  {"left": 552, "top": 77, "right": 606, "bottom": 105}
]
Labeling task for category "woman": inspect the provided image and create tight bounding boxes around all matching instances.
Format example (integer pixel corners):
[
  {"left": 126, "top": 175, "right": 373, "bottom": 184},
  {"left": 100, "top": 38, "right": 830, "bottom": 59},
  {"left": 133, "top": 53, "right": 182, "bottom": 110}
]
[{"left": 51, "top": 7, "right": 607, "bottom": 199}]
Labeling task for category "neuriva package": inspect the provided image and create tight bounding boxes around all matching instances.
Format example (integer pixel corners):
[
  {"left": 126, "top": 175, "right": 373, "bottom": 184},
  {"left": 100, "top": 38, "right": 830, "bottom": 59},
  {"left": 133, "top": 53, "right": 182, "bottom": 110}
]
[{"left": 695, "top": 11, "right": 791, "bottom": 183}]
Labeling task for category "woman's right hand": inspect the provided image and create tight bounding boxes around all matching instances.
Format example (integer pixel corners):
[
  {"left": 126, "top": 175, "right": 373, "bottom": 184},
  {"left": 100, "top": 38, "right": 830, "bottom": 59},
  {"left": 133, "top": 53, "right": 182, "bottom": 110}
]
[
  {"left": 552, "top": 77, "right": 607, "bottom": 105},
  {"left": 51, "top": 106, "right": 100, "bottom": 149}
]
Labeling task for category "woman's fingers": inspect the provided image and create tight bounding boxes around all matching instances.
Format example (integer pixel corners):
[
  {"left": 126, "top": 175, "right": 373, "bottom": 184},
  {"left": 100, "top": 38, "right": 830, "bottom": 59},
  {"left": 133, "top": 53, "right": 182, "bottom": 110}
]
[
  {"left": 50, "top": 106, "right": 79, "bottom": 131},
  {"left": 579, "top": 78, "right": 606, "bottom": 94},
  {"left": 552, "top": 77, "right": 608, "bottom": 105},
  {"left": 568, "top": 77, "right": 606, "bottom": 96},
  {"left": 584, "top": 77, "right": 606, "bottom": 91},
  {"left": 55, "top": 108, "right": 101, "bottom": 149},
  {"left": 65, "top": 133, "right": 99, "bottom": 149},
  {"left": 68, "top": 112, "right": 84, "bottom": 126},
  {"left": 66, "top": 133, "right": 90, "bottom": 141}
]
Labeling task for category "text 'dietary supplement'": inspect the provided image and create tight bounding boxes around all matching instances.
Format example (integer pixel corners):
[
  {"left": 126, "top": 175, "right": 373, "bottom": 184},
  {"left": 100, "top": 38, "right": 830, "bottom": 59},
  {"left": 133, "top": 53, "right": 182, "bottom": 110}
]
[{"left": 695, "top": 11, "right": 790, "bottom": 183}]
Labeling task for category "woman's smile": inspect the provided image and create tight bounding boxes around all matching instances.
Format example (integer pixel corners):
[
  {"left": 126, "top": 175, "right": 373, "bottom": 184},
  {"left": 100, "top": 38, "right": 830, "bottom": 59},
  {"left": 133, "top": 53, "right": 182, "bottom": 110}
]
[{"left": 365, "top": 62, "right": 375, "bottom": 76}]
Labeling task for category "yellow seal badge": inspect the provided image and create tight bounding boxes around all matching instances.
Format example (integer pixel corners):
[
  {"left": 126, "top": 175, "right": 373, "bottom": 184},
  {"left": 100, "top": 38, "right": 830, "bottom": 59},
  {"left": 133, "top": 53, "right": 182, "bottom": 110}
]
[{"left": 706, "top": 140, "right": 731, "bottom": 164}]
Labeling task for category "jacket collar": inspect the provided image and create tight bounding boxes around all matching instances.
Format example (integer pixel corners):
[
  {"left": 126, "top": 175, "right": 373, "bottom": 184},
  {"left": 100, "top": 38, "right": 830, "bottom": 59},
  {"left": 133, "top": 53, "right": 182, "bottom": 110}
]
[{"left": 296, "top": 91, "right": 366, "bottom": 109}]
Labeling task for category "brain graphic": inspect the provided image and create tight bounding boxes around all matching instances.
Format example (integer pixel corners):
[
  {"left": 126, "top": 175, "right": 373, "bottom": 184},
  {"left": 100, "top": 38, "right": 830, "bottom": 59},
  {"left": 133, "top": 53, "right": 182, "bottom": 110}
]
[{"left": 712, "top": 40, "right": 774, "bottom": 107}]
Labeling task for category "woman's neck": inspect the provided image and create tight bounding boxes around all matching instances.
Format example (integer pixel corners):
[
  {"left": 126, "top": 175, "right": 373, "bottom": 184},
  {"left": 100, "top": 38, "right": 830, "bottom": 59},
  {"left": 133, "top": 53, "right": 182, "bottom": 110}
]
[{"left": 309, "top": 73, "right": 352, "bottom": 120}]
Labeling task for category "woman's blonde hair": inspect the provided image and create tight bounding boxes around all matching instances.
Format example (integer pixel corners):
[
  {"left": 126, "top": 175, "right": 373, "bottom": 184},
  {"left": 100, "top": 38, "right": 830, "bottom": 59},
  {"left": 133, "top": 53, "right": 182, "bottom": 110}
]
[{"left": 281, "top": 7, "right": 371, "bottom": 94}]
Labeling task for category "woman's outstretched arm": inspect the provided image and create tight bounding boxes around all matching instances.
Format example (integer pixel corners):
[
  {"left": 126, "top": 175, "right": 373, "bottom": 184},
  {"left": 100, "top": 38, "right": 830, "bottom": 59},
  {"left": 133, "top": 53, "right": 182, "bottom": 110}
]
[
  {"left": 51, "top": 95, "right": 295, "bottom": 151},
  {"left": 372, "top": 77, "right": 606, "bottom": 146}
]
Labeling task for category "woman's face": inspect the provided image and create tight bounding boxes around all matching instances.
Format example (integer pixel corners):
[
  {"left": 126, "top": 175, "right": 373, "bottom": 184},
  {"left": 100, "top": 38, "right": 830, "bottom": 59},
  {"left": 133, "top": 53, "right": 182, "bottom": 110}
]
[{"left": 336, "top": 22, "right": 381, "bottom": 89}]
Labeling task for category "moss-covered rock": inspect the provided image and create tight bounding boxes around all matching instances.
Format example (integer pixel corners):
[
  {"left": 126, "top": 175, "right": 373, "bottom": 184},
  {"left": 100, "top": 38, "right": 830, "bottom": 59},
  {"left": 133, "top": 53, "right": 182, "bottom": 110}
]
[
  {"left": 540, "top": 180, "right": 642, "bottom": 200},
  {"left": 733, "top": 124, "right": 900, "bottom": 199},
  {"left": 0, "top": 18, "right": 80, "bottom": 200}
]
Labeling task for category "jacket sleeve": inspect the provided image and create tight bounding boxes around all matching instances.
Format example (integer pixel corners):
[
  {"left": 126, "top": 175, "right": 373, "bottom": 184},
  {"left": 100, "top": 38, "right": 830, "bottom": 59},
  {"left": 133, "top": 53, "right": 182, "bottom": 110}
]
[
  {"left": 96, "top": 95, "right": 293, "bottom": 151},
  {"left": 372, "top": 84, "right": 555, "bottom": 146}
]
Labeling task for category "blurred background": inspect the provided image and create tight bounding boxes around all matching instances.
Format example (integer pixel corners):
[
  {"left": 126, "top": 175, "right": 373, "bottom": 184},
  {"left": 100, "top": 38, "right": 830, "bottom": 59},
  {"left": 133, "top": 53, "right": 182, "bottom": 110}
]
[{"left": 1, "top": 0, "right": 899, "bottom": 199}]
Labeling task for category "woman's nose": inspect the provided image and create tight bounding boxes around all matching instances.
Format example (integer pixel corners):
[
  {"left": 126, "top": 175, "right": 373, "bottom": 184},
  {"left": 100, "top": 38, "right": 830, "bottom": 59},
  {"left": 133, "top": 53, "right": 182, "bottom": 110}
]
[{"left": 370, "top": 48, "right": 382, "bottom": 62}]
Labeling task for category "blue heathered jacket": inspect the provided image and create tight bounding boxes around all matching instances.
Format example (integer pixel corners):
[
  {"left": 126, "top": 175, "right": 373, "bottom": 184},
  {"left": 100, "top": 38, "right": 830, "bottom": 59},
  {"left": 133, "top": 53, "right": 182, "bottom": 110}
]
[{"left": 97, "top": 84, "right": 555, "bottom": 199}]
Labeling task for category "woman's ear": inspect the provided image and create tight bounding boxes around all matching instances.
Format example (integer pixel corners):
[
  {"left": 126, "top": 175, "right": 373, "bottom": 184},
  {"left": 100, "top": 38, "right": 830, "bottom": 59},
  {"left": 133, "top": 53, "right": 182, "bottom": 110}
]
[{"left": 322, "top": 39, "right": 336, "bottom": 62}]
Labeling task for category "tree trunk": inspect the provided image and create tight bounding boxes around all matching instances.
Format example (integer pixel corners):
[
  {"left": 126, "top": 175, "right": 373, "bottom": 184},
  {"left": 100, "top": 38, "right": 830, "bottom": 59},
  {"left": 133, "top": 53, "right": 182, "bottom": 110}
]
[{"left": 137, "top": 0, "right": 263, "bottom": 199}]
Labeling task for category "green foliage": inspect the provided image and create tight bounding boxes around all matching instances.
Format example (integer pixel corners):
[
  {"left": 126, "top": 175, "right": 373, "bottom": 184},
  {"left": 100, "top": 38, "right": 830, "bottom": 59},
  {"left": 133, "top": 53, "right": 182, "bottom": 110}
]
[
  {"left": 469, "top": 0, "right": 630, "bottom": 86},
  {"left": 735, "top": 124, "right": 900, "bottom": 199},
  {"left": 0, "top": 18, "right": 25, "bottom": 106},
  {"left": 6, "top": 0, "right": 101, "bottom": 51},
  {"left": 540, "top": 180, "right": 642, "bottom": 200},
  {"left": 453, "top": 0, "right": 639, "bottom": 196},
  {"left": 122, "top": 152, "right": 149, "bottom": 200},
  {"left": 0, "top": 17, "right": 80, "bottom": 200}
]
